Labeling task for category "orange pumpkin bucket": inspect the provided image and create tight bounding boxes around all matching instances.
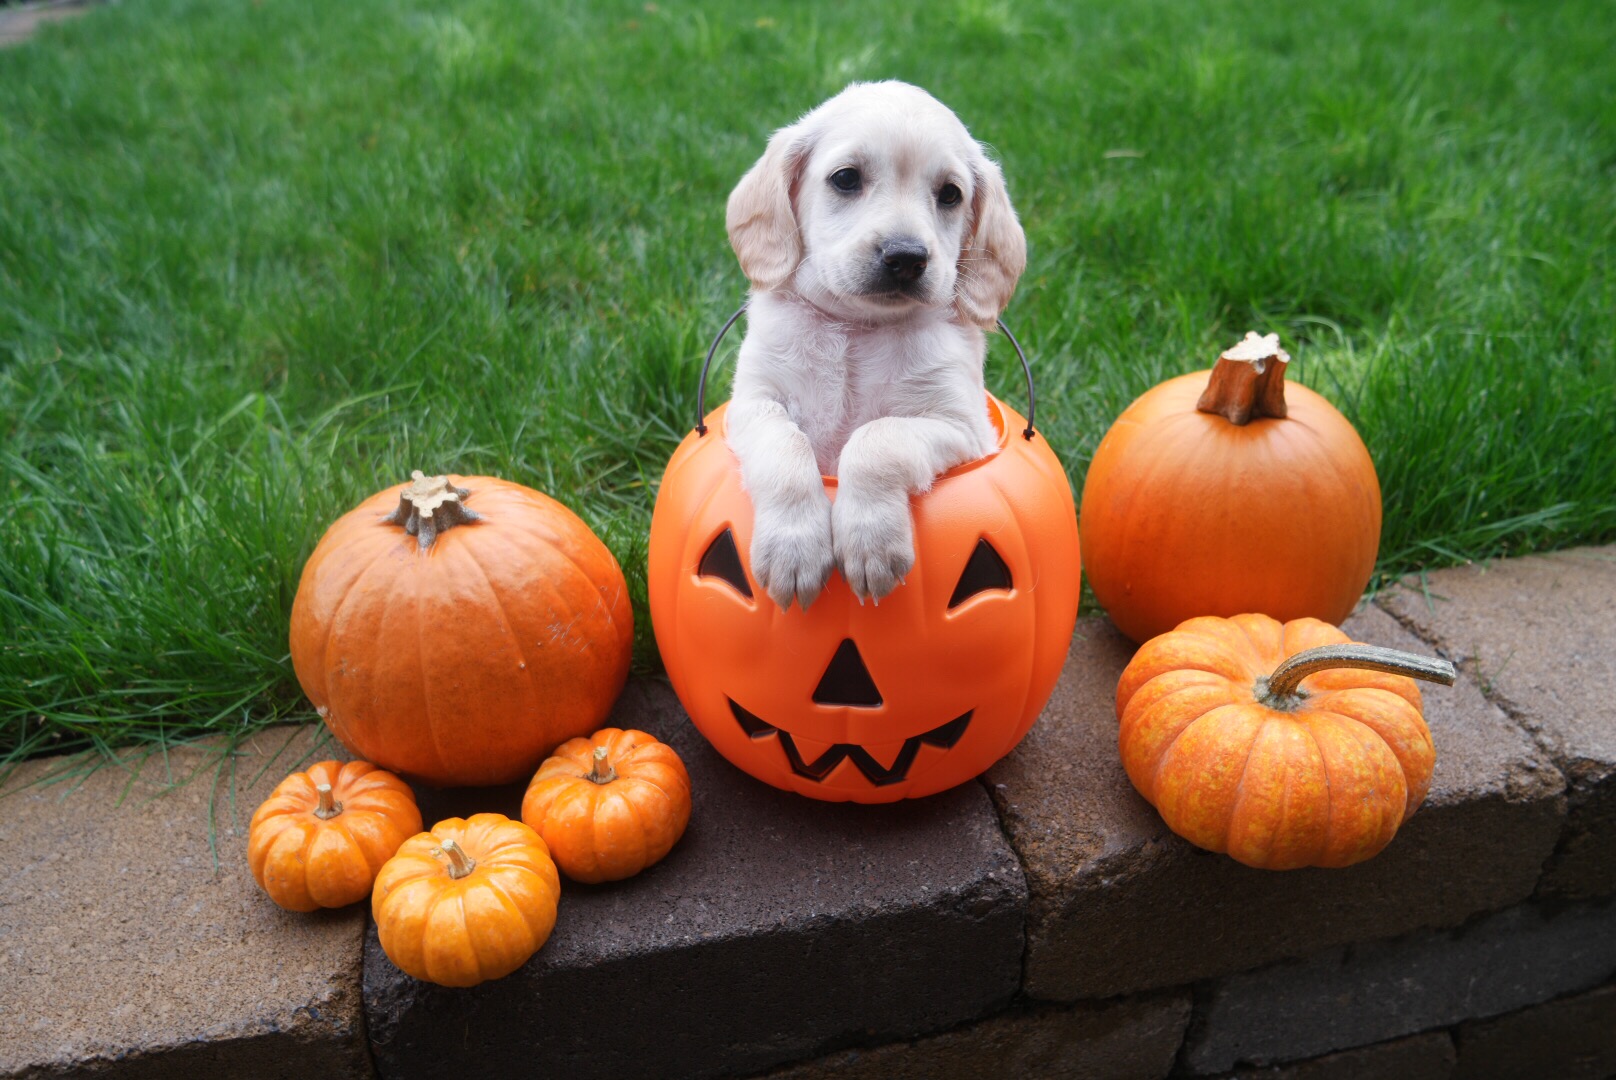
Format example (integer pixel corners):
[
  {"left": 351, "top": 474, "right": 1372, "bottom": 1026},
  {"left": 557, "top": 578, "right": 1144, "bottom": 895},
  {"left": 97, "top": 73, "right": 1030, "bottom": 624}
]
[{"left": 649, "top": 312, "right": 1081, "bottom": 803}]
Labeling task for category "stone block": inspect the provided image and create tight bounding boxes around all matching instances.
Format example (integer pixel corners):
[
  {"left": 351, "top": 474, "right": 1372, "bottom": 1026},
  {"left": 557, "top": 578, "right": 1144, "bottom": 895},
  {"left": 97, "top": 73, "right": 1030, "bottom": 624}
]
[
  {"left": 1381, "top": 545, "right": 1616, "bottom": 897},
  {"left": 1182, "top": 900, "right": 1616, "bottom": 1073},
  {"left": 1220, "top": 1032, "right": 1455, "bottom": 1080},
  {"left": 986, "top": 608, "right": 1565, "bottom": 1000},
  {"left": 1453, "top": 982, "right": 1616, "bottom": 1080},
  {"left": 0, "top": 727, "right": 372, "bottom": 1079},
  {"left": 755, "top": 992, "right": 1189, "bottom": 1080},
  {"left": 0, "top": 1, "right": 97, "bottom": 49},
  {"left": 364, "top": 679, "right": 1027, "bottom": 1080}
]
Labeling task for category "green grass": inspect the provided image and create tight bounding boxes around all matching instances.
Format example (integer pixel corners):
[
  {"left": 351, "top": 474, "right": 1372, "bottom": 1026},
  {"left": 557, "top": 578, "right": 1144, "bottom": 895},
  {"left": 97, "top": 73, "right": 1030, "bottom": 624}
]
[{"left": 2, "top": 0, "right": 1612, "bottom": 764}]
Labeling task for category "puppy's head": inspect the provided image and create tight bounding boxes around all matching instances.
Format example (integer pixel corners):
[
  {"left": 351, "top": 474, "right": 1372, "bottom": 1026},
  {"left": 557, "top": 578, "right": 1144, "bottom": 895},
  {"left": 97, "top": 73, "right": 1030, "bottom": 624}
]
[{"left": 726, "top": 81, "right": 1026, "bottom": 327}]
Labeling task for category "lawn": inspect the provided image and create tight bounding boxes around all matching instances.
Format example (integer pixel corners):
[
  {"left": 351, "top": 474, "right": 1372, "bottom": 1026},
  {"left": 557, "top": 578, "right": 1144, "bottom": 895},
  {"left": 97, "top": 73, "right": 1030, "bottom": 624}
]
[{"left": 2, "top": 0, "right": 1612, "bottom": 764}]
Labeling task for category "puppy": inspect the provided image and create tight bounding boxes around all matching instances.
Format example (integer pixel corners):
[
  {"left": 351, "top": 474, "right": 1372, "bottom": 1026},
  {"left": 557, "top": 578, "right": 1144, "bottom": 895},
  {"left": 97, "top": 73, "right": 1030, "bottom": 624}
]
[{"left": 724, "top": 80, "right": 1027, "bottom": 610}]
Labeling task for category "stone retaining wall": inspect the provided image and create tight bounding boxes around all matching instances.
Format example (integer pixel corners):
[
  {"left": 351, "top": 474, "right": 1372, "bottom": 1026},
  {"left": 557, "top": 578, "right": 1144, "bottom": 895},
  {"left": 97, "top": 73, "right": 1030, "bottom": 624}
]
[{"left": 3, "top": 545, "right": 1612, "bottom": 1079}]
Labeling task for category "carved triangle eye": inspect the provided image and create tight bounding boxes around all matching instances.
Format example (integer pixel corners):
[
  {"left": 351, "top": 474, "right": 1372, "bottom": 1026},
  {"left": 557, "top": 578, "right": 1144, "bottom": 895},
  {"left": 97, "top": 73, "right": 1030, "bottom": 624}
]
[
  {"left": 948, "top": 538, "right": 1012, "bottom": 609},
  {"left": 698, "top": 528, "right": 752, "bottom": 597}
]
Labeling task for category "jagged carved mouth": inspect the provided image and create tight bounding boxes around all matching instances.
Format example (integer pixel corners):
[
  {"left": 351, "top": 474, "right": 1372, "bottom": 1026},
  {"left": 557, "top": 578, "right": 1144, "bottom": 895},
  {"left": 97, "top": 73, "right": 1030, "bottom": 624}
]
[{"left": 728, "top": 700, "right": 972, "bottom": 787}]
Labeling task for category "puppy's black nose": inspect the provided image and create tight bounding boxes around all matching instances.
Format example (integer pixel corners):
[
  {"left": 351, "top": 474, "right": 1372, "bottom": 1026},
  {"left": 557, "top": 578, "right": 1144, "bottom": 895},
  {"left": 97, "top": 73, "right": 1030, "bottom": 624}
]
[{"left": 879, "top": 239, "right": 929, "bottom": 283}]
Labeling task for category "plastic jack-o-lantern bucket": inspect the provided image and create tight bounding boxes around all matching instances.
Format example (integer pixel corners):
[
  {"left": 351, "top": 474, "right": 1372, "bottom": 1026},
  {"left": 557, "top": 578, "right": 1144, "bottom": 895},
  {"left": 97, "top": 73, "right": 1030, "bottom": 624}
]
[{"left": 648, "top": 310, "right": 1082, "bottom": 803}]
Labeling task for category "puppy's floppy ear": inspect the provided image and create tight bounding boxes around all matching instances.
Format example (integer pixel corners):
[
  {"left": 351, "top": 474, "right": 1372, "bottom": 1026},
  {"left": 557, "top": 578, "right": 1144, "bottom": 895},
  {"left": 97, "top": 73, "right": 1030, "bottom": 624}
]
[
  {"left": 956, "top": 149, "right": 1027, "bottom": 328},
  {"left": 727, "top": 122, "right": 812, "bottom": 291}
]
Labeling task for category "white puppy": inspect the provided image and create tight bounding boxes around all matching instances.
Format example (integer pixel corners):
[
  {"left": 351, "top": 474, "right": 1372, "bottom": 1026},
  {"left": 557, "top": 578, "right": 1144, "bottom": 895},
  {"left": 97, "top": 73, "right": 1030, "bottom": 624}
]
[{"left": 724, "top": 80, "right": 1026, "bottom": 610}]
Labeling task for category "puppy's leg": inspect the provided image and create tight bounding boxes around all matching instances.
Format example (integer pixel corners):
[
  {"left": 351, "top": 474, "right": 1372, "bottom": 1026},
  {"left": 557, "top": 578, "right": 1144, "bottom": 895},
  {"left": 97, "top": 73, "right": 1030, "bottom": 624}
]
[
  {"left": 726, "top": 398, "right": 835, "bottom": 610},
  {"left": 834, "top": 416, "right": 983, "bottom": 601}
]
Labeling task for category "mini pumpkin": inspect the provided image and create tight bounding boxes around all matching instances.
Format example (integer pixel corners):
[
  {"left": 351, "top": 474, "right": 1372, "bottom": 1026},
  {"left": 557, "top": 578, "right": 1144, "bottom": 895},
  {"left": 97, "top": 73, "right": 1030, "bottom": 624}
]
[
  {"left": 248, "top": 760, "right": 422, "bottom": 911},
  {"left": 1080, "top": 333, "right": 1382, "bottom": 643},
  {"left": 648, "top": 394, "right": 1082, "bottom": 803},
  {"left": 289, "top": 471, "right": 634, "bottom": 787},
  {"left": 372, "top": 814, "right": 561, "bottom": 987},
  {"left": 1116, "top": 613, "right": 1455, "bottom": 869},
  {"left": 522, "top": 727, "right": 692, "bottom": 883}
]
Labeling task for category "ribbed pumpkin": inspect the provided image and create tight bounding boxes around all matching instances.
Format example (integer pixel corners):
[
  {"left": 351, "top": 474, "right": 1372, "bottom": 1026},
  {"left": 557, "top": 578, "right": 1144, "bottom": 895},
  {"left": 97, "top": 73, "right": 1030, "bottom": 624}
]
[
  {"left": 372, "top": 814, "right": 561, "bottom": 987},
  {"left": 248, "top": 760, "right": 422, "bottom": 911},
  {"left": 522, "top": 727, "right": 692, "bottom": 883},
  {"left": 1080, "top": 333, "right": 1382, "bottom": 643},
  {"left": 290, "top": 472, "right": 634, "bottom": 787},
  {"left": 1116, "top": 613, "right": 1455, "bottom": 870}
]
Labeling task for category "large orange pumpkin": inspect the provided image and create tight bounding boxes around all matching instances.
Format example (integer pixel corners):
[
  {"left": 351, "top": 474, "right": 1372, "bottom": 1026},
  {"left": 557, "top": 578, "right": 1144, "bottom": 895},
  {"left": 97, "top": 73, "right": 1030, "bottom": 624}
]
[
  {"left": 290, "top": 471, "right": 633, "bottom": 787},
  {"left": 1116, "top": 613, "right": 1455, "bottom": 869},
  {"left": 648, "top": 394, "right": 1081, "bottom": 803},
  {"left": 1079, "top": 333, "right": 1382, "bottom": 643}
]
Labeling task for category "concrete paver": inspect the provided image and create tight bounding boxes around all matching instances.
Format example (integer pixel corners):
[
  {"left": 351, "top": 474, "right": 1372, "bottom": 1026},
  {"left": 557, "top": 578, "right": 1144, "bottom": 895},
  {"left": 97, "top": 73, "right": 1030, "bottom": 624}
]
[
  {"left": 0, "top": 1, "right": 100, "bottom": 49},
  {"left": 1217, "top": 1032, "right": 1455, "bottom": 1080},
  {"left": 755, "top": 992, "right": 1189, "bottom": 1080},
  {"left": 7, "top": 545, "right": 1608, "bottom": 1077},
  {"left": 1183, "top": 900, "right": 1616, "bottom": 1073},
  {"left": 1452, "top": 982, "right": 1616, "bottom": 1080},
  {"left": 1381, "top": 545, "right": 1616, "bottom": 897},
  {"left": 0, "top": 726, "right": 372, "bottom": 1079},
  {"left": 364, "top": 680, "right": 1027, "bottom": 1080},
  {"left": 986, "top": 608, "right": 1565, "bottom": 1000}
]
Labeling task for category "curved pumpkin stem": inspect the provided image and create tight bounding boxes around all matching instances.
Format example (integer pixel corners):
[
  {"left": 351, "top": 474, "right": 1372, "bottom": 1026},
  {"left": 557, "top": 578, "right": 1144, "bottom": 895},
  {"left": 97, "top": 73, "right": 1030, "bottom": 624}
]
[
  {"left": 439, "top": 838, "right": 478, "bottom": 880},
  {"left": 1260, "top": 643, "right": 1457, "bottom": 706},
  {"left": 588, "top": 745, "right": 617, "bottom": 785},
  {"left": 1196, "top": 332, "right": 1291, "bottom": 426},
  {"left": 313, "top": 782, "right": 343, "bottom": 820},
  {"left": 382, "top": 471, "right": 481, "bottom": 550}
]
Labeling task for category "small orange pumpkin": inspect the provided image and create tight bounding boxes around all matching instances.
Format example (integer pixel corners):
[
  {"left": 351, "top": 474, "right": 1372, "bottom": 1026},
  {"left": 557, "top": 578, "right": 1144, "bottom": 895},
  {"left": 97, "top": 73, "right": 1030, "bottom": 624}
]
[
  {"left": 290, "top": 471, "right": 634, "bottom": 787},
  {"left": 1080, "top": 333, "right": 1382, "bottom": 643},
  {"left": 1116, "top": 614, "right": 1455, "bottom": 870},
  {"left": 522, "top": 728, "right": 692, "bottom": 883},
  {"left": 248, "top": 760, "right": 422, "bottom": 911},
  {"left": 372, "top": 814, "right": 561, "bottom": 987}
]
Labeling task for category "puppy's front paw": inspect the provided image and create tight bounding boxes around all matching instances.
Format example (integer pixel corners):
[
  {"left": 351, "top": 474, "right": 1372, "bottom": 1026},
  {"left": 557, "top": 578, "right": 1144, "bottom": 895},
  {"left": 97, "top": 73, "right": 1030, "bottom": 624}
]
[
  {"left": 750, "top": 499, "right": 835, "bottom": 611},
  {"left": 833, "top": 493, "right": 915, "bottom": 602}
]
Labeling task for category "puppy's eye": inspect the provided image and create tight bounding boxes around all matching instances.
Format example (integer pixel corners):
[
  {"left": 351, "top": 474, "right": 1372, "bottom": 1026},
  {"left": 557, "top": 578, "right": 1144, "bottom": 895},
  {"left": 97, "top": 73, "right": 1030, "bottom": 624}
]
[
  {"left": 938, "top": 183, "right": 963, "bottom": 207},
  {"left": 830, "top": 168, "right": 862, "bottom": 193}
]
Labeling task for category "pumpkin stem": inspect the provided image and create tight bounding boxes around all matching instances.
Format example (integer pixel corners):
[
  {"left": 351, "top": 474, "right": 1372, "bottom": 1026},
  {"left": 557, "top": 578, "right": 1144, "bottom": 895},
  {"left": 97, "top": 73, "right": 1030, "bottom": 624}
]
[
  {"left": 588, "top": 745, "right": 617, "bottom": 785},
  {"left": 381, "top": 471, "right": 482, "bottom": 551},
  {"left": 439, "top": 838, "right": 477, "bottom": 880},
  {"left": 1259, "top": 643, "right": 1457, "bottom": 706},
  {"left": 313, "top": 782, "right": 343, "bottom": 820},
  {"left": 1196, "top": 332, "right": 1291, "bottom": 426}
]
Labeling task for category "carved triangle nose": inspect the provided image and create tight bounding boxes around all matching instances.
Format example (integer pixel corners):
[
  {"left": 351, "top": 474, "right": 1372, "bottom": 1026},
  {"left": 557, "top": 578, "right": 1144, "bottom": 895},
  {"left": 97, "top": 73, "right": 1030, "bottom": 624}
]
[{"left": 813, "top": 639, "right": 882, "bottom": 707}]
